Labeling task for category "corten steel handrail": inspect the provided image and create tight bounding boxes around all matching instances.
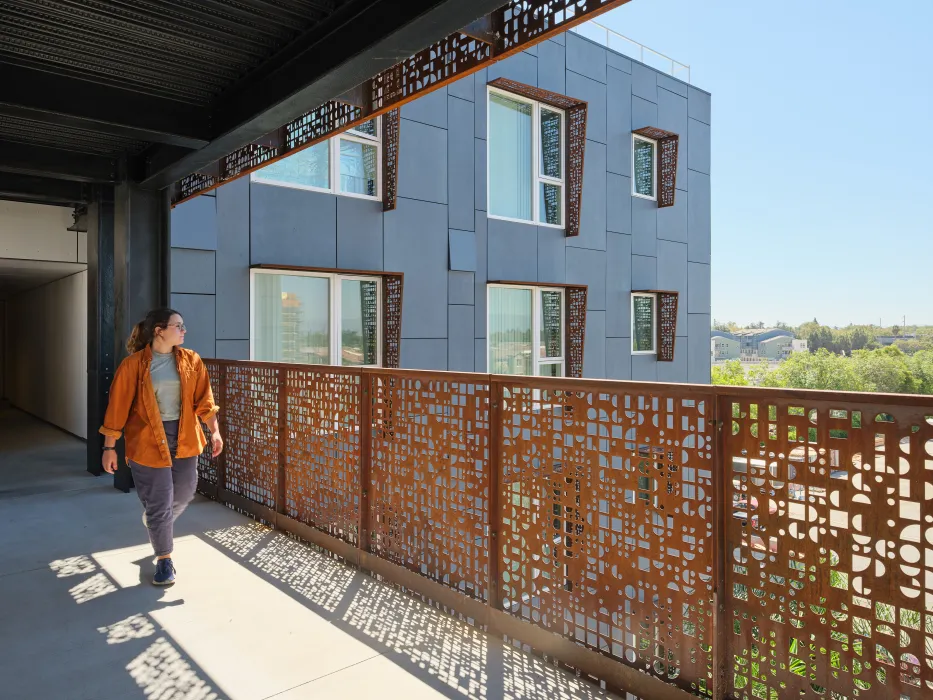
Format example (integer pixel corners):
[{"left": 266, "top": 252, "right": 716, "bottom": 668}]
[{"left": 196, "top": 359, "right": 933, "bottom": 700}]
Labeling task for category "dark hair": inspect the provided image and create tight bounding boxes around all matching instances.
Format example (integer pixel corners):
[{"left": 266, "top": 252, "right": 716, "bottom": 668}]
[{"left": 127, "top": 308, "right": 182, "bottom": 354}]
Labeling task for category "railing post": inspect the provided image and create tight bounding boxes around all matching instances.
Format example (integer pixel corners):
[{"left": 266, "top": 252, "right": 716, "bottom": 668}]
[
  {"left": 710, "top": 391, "right": 728, "bottom": 700},
  {"left": 276, "top": 367, "right": 288, "bottom": 522},
  {"left": 358, "top": 369, "right": 372, "bottom": 561},
  {"left": 487, "top": 378, "right": 502, "bottom": 612}
]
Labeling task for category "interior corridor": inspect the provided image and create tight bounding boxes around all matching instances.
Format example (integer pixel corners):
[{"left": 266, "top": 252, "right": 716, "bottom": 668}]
[{"left": 0, "top": 408, "right": 623, "bottom": 700}]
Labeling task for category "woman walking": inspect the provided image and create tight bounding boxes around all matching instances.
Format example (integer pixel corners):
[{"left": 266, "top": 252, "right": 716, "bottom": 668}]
[{"left": 100, "top": 308, "right": 223, "bottom": 585}]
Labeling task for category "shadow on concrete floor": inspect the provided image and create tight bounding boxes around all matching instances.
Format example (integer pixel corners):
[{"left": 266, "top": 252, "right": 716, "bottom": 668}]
[
  {"left": 198, "top": 520, "right": 618, "bottom": 700},
  {"left": 0, "top": 407, "right": 624, "bottom": 700}
]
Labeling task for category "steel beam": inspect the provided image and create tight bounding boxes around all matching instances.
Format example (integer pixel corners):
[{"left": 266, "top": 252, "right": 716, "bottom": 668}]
[
  {"left": 140, "top": 0, "right": 507, "bottom": 189},
  {"left": 0, "top": 172, "right": 89, "bottom": 206},
  {"left": 0, "top": 65, "right": 211, "bottom": 149},
  {"left": 158, "top": 0, "right": 634, "bottom": 203},
  {"left": 0, "top": 139, "right": 116, "bottom": 182}
]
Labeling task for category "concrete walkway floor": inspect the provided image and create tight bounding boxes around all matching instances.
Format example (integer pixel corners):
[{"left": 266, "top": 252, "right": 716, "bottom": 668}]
[{"left": 0, "top": 406, "right": 622, "bottom": 700}]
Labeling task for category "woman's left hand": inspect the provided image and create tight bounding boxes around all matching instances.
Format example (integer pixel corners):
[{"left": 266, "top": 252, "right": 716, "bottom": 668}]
[{"left": 211, "top": 432, "right": 224, "bottom": 457}]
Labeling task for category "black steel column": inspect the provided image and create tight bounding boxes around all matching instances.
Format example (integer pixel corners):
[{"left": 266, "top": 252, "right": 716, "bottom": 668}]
[
  {"left": 86, "top": 185, "right": 115, "bottom": 478},
  {"left": 111, "top": 182, "right": 171, "bottom": 492}
]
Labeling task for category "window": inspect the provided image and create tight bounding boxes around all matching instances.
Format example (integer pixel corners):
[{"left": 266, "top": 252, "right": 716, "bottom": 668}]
[
  {"left": 488, "top": 88, "right": 565, "bottom": 228},
  {"left": 251, "top": 119, "right": 381, "bottom": 200},
  {"left": 631, "top": 292, "right": 657, "bottom": 354},
  {"left": 488, "top": 285, "right": 564, "bottom": 376},
  {"left": 632, "top": 133, "right": 657, "bottom": 200},
  {"left": 252, "top": 270, "right": 381, "bottom": 367}
]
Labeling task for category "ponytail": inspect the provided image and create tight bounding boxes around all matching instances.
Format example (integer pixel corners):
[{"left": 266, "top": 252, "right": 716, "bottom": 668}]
[
  {"left": 126, "top": 307, "right": 181, "bottom": 354},
  {"left": 126, "top": 321, "right": 150, "bottom": 354}
]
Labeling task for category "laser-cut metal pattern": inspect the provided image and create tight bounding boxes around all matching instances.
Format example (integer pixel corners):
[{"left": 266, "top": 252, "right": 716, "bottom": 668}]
[
  {"left": 223, "top": 363, "right": 279, "bottom": 507},
  {"left": 284, "top": 366, "right": 362, "bottom": 545},
  {"left": 487, "top": 78, "right": 588, "bottom": 237},
  {"left": 566, "top": 286, "right": 587, "bottom": 378},
  {"left": 172, "top": 0, "right": 636, "bottom": 205},
  {"left": 285, "top": 101, "right": 359, "bottom": 151},
  {"left": 658, "top": 292, "right": 679, "bottom": 362},
  {"left": 634, "top": 127, "right": 679, "bottom": 209},
  {"left": 195, "top": 357, "right": 933, "bottom": 699},
  {"left": 723, "top": 397, "right": 933, "bottom": 700},
  {"left": 496, "top": 380, "right": 717, "bottom": 696},
  {"left": 383, "top": 274, "right": 403, "bottom": 369},
  {"left": 382, "top": 108, "right": 400, "bottom": 212},
  {"left": 367, "top": 372, "right": 491, "bottom": 601},
  {"left": 223, "top": 143, "right": 276, "bottom": 181},
  {"left": 179, "top": 172, "right": 216, "bottom": 202},
  {"left": 196, "top": 358, "right": 222, "bottom": 485},
  {"left": 367, "top": 34, "right": 491, "bottom": 115},
  {"left": 500, "top": 0, "right": 623, "bottom": 51}
]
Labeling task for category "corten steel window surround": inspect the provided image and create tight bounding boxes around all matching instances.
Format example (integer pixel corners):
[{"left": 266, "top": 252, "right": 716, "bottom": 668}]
[
  {"left": 251, "top": 118, "right": 384, "bottom": 203},
  {"left": 632, "top": 127, "right": 680, "bottom": 208},
  {"left": 632, "top": 289, "right": 679, "bottom": 361},
  {"left": 170, "top": 0, "right": 636, "bottom": 208},
  {"left": 487, "top": 280, "right": 587, "bottom": 378},
  {"left": 486, "top": 78, "right": 588, "bottom": 237},
  {"left": 194, "top": 361, "right": 933, "bottom": 700},
  {"left": 249, "top": 265, "right": 403, "bottom": 369}
]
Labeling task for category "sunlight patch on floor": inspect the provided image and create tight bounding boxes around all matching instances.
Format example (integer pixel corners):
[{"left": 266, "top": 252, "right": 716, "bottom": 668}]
[{"left": 127, "top": 636, "right": 221, "bottom": 700}]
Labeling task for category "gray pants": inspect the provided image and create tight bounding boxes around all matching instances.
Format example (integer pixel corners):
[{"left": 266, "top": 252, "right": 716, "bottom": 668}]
[{"left": 129, "top": 420, "right": 199, "bottom": 557}]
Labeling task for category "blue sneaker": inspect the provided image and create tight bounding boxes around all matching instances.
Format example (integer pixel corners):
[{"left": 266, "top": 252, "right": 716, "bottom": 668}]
[{"left": 153, "top": 558, "right": 175, "bottom": 586}]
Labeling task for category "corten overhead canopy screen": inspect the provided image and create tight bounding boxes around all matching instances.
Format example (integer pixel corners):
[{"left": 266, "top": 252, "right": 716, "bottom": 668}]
[{"left": 0, "top": 0, "right": 635, "bottom": 206}]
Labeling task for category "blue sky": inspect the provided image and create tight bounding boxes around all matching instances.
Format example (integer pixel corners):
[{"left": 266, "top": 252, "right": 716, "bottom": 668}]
[{"left": 596, "top": 0, "right": 933, "bottom": 328}]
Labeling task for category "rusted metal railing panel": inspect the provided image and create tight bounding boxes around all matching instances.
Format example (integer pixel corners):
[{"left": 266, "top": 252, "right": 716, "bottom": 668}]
[
  {"left": 195, "top": 360, "right": 933, "bottom": 700},
  {"left": 367, "top": 369, "right": 492, "bottom": 602},
  {"left": 222, "top": 363, "right": 280, "bottom": 508},
  {"left": 721, "top": 394, "right": 933, "bottom": 700},
  {"left": 283, "top": 365, "right": 363, "bottom": 546},
  {"left": 493, "top": 376, "right": 717, "bottom": 697}
]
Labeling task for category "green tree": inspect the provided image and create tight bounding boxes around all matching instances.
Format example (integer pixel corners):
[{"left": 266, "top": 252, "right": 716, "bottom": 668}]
[
  {"left": 711, "top": 359, "right": 748, "bottom": 386},
  {"left": 891, "top": 324, "right": 901, "bottom": 338},
  {"left": 850, "top": 327, "right": 872, "bottom": 351},
  {"left": 768, "top": 349, "right": 860, "bottom": 391},
  {"left": 850, "top": 346, "right": 914, "bottom": 393},
  {"left": 713, "top": 320, "right": 738, "bottom": 332}
]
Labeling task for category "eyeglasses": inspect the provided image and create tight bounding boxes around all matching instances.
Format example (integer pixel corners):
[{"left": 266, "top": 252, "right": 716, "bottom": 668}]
[{"left": 167, "top": 323, "right": 187, "bottom": 332}]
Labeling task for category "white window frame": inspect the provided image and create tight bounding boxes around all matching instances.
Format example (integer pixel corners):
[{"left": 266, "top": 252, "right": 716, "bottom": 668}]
[
  {"left": 250, "top": 118, "right": 382, "bottom": 201},
  {"left": 631, "top": 292, "right": 657, "bottom": 355},
  {"left": 631, "top": 133, "right": 657, "bottom": 201},
  {"left": 249, "top": 268, "right": 383, "bottom": 368},
  {"left": 486, "top": 283, "right": 565, "bottom": 377},
  {"left": 487, "top": 87, "right": 566, "bottom": 229}
]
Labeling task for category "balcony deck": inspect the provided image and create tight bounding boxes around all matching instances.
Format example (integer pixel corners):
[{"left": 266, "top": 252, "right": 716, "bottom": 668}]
[{"left": 0, "top": 405, "right": 618, "bottom": 700}]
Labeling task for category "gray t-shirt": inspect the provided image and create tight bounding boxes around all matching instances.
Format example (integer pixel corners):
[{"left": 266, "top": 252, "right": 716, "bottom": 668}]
[{"left": 150, "top": 350, "right": 181, "bottom": 421}]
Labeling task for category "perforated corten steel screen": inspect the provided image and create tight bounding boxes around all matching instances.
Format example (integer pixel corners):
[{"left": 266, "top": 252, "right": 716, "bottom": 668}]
[
  {"left": 722, "top": 396, "right": 933, "bottom": 700},
  {"left": 195, "top": 360, "right": 933, "bottom": 700},
  {"left": 367, "top": 371, "right": 492, "bottom": 601},
  {"left": 496, "top": 379, "right": 717, "bottom": 696},
  {"left": 284, "top": 366, "right": 362, "bottom": 545}
]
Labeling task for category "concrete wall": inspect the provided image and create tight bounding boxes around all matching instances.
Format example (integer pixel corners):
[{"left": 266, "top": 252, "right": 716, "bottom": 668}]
[
  {"left": 4, "top": 271, "right": 88, "bottom": 437},
  {"left": 171, "top": 32, "right": 712, "bottom": 382}
]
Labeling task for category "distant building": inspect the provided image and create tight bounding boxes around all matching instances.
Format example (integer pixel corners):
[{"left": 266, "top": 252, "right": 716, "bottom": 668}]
[
  {"left": 731, "top": 328, "right": 794, "bottom": 361},
  {"left": 875, "top": 334, "right": 916, "bottom": 347},
  {"left": 759, "top": 335, "right": 794, "bottom": 360},
  {"left": 711, "top": 331, "right": 740, "bottom": 361},
  {"left": 791, "top": 339, "right": 808, "bottom": 354}
]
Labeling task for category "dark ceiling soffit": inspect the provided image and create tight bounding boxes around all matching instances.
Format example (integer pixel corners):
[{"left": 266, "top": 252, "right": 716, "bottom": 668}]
[
  {"left": 0, "top": 65, "right": 211, "bottom": 150},
  {"left": 141, "top": 0, "right": 510, "bottom": 190},
  {"left": 0, "top": 172, "right": 89, "bottom": 206},
  {"left": 158, "top": 0, "right": 634, "bottom": 201},
  {"left": 0, "top": 140, "right": 116, "bottom": 183}
]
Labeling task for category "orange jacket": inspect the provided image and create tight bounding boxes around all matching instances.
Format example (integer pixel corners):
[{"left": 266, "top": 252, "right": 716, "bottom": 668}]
[{"left": 99, "top": 346, "right": 219, "bottom": 468}]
